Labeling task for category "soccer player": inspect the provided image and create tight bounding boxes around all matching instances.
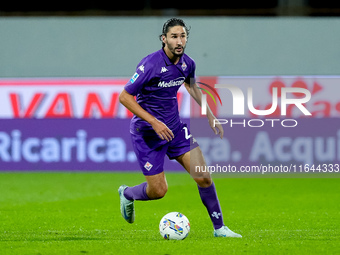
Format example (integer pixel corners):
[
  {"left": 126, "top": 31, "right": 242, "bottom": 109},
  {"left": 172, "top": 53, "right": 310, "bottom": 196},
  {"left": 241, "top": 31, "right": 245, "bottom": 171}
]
[{"left": 118, "top": 18, "right": 241, "bottom": 238}]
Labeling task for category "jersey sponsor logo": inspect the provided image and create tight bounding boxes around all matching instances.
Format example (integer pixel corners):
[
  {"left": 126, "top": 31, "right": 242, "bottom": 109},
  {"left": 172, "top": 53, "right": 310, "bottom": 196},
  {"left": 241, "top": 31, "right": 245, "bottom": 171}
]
[
  {"left": 161, "top": 67, "right": 168, "bottom": 73},
  {"left": 130, "top": 73, "right": 139, "bottom": 84},
  {"left": 158, "top": 77, "right": 185, "bottom": 88}
]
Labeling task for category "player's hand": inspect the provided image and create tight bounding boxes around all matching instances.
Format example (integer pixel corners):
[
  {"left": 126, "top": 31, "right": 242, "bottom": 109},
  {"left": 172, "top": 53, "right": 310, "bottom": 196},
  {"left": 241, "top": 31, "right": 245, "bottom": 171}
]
[
  {"left": 208, "top": 115, "right": 224, "bottom": 139},
  {"left": 150, "top": 118, "right": 174, "bottom": 142}
]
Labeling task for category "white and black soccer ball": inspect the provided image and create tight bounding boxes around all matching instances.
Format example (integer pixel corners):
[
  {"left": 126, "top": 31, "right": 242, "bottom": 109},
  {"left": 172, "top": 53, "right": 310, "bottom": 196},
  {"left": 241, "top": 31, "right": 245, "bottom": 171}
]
[{"left": 159, "top": 212, "right": 190, "bottom": 240}]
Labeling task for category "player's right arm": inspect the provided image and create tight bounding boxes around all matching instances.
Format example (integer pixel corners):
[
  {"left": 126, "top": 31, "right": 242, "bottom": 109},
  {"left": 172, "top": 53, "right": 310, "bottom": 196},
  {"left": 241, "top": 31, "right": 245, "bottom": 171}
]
[{"left": 119, "top": 89, "right": 174, "bottom": 142}]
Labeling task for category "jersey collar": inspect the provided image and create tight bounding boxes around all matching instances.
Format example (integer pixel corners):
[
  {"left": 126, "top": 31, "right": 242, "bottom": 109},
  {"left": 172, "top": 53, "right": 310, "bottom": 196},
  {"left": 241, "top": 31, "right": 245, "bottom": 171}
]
[{"left": 160, "top": 48, "right": 184, "bottom": 66}]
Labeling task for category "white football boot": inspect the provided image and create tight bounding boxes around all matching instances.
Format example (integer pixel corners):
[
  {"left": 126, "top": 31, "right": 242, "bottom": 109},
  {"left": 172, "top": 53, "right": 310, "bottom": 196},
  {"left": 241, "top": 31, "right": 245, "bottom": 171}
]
[
  {"left": 118, "top": 185, "right": 135, "bottom": 223},
  {"left": 214, "top": 226, "right": 242, "bottom": 238}
]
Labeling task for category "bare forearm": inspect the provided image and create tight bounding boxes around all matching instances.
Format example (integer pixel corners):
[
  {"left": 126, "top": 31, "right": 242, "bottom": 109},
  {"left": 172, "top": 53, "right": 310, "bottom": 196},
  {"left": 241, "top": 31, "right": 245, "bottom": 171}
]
[
  {"left": 119, "top": 89, "right": 157, "bottom": 125},
  {"left": 119, "top": 89, "right": 174, "bottom": 141},
  {"left": 185, "top": 82, "right": 215, "bottom": 119},
  {"left": 185, "top": 82, "right": 224, "bottom": 138}
]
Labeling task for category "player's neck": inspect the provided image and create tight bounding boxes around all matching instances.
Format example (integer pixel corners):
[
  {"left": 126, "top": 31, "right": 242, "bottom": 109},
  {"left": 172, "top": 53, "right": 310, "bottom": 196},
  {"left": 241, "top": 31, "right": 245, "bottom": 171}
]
[{"left": 163, "top": 47, "right": 181, "bottom": 65}]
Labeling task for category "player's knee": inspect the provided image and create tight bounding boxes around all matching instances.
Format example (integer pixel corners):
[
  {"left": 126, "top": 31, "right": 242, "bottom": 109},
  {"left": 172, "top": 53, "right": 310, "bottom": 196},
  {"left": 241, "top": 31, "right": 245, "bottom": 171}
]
[
  {"left": 195, "top": 177, "right": 212, "bottom": 188},
  {"left": 148, "top": 185, "right": 168, "bottom": 199},
  {"left": 156, "top": 186, "right": 168, "bottom": 199}
]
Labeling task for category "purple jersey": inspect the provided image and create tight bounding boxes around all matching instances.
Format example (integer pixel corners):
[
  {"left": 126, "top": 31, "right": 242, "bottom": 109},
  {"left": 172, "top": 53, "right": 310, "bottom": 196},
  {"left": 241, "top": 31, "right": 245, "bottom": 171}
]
[{"left": 124, "top": 49, "right": 196, "bottom": 135}]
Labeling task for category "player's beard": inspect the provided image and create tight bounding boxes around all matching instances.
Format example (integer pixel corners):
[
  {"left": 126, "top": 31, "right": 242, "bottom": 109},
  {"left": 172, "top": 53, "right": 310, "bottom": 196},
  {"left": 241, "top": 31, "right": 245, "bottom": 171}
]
[{"left": 167, "top": 43, "right": 186, "bottom": 57}]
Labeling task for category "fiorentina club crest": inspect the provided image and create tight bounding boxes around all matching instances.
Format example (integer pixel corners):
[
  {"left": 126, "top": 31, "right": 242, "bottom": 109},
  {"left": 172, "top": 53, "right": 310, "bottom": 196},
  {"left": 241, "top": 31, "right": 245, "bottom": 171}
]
[
  {"left": 181, "top": 62, "right": 187, "bottom": 71},
  {"left": 144, "top": 161, "right": 153, "bottom": 171}
]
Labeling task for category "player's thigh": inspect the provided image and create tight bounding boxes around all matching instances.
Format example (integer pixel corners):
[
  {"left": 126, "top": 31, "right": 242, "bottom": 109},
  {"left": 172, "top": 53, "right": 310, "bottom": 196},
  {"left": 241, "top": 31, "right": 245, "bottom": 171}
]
[
  {"left": 145, "top": 172, "right": 168, "bottom": 199},
  {"left": 131, "top": 133, "right": 167, "bottom": 176},
  {"left": 176, "top": 146, "right": 206, "bottom": 173},
  {"left": 176, "top": 146, "right": 212, "bottom": 187}
]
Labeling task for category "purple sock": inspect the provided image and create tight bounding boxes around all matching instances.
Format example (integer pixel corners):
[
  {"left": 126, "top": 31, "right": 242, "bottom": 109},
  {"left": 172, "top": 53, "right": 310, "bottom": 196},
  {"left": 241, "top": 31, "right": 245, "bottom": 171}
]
[
  {"left": 123, "top": 182, "right": 150, "bottom": 201},
  {"left": 198, "top": 182, "right": 224, "bottom": 230}
]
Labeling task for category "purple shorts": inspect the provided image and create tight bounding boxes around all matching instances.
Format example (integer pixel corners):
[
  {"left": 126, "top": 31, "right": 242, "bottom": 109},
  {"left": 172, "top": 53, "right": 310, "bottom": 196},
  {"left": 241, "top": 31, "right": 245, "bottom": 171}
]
[{"left": 130, "top": 122, "right": 199, "bottom": 176}]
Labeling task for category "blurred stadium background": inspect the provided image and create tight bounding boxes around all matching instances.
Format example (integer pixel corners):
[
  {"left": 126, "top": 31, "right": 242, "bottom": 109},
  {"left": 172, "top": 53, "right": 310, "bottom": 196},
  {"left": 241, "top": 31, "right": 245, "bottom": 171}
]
[
  {"left": 1, "top": 0, "right": 340, "bottom": 16},
  {"left": 0, "top": 1, "right": 340, "bottom": 171}
]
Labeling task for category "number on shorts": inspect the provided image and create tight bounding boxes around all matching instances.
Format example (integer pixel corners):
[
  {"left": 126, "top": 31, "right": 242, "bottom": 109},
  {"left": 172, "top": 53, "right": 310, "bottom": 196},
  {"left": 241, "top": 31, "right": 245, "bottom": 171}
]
[{"left": 183, "top": 126, "right": 192, "bottom": 140}]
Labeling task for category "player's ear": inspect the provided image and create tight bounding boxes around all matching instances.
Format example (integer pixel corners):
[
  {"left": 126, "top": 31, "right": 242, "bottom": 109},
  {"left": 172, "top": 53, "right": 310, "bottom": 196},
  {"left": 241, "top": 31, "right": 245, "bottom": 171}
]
[{"left": 161, "top": 34, "right": 166, "bottom": 43}]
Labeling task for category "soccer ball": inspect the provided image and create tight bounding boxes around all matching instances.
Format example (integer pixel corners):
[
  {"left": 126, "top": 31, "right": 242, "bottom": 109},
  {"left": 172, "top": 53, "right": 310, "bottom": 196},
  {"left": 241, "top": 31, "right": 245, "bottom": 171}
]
[{"left": 159, "top": 212, "right": 190, "bottom": 240}]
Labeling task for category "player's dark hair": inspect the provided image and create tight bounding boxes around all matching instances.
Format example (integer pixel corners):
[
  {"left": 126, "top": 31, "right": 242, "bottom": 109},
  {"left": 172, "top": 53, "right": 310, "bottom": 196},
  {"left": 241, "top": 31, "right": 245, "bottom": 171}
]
[{"left": 159, "top": 18, "right": 190, "bottom": 48}]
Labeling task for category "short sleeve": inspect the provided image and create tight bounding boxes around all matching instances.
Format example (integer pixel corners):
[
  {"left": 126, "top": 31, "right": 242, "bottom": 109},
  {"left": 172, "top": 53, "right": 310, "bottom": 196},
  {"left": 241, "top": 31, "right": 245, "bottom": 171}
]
[
  {"left": 124, "top": 60, "right": 153, "bottom": 96},
  {"left": 185, "top": 60, "right": 196, "bottom": 85}
]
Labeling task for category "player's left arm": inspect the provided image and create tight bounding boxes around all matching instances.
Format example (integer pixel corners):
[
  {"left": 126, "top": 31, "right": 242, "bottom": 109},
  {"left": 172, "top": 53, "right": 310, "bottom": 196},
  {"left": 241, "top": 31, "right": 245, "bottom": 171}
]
[{"left": 184, "top": 82, "right": 224, "bottom": 139}]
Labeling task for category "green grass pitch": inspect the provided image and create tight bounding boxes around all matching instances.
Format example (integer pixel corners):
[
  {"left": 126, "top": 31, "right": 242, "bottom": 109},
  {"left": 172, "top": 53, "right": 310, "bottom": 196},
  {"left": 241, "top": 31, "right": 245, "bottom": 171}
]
[{"left": 0, "top": 172, "right": 339, "bottom": 255}]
